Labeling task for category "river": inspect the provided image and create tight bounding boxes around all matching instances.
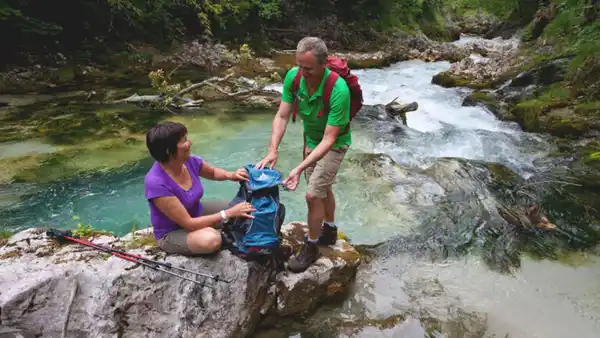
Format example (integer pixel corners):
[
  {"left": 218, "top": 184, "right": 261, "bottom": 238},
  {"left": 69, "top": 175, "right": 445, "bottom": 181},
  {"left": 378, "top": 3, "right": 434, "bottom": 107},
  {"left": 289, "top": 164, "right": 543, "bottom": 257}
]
[{"left": 1, "top": 52, "right": 600, "bottom": 336}]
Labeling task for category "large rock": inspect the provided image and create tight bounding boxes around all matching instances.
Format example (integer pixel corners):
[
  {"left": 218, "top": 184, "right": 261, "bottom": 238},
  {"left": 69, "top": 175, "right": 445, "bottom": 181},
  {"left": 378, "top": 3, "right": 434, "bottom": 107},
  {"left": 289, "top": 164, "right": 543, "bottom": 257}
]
[
  {"left": 0, "top": 222, "right": 360, "bottom": 338},
  {"left": 275, "top": 222, "right": 360, "bottom": 317},
  {"left": 431, "top": 37, "right": 525, "bottom": 90}
]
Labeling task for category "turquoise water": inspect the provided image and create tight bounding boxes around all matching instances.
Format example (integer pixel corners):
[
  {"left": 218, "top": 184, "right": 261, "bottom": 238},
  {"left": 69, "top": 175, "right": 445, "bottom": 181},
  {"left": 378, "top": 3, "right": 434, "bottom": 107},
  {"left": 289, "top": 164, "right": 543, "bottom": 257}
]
[
  {"left": 1, "top": 60, "right": 552, "bottom": 245},
  {"left": 0, "top": 110, "right": 409, "bottom": 243}
]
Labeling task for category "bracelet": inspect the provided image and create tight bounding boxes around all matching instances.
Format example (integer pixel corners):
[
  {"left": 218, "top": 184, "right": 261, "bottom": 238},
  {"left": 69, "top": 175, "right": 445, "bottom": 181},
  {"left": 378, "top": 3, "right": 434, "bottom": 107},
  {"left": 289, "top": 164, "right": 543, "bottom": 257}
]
[{"left": 220, "top": 210, "right": 228, "bottom": 221}]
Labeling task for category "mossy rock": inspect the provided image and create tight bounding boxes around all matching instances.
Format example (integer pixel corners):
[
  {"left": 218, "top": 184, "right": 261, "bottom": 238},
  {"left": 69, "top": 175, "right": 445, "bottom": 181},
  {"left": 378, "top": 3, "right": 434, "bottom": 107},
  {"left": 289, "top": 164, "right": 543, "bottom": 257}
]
[
  {"left": 507, "top": 84, "right": 592, "bottom": 136},
  {"left": 1, "top": 136, "right": 148, "bottom": 184},
  {"left": 431, "top": 71, "right": 494, "bottom": 90},
  {"left": 462, "top": 90, "right": 502, "bottom": 116},
  {"left": 0, "top": 231, "right": 12, "bottom": 247}
]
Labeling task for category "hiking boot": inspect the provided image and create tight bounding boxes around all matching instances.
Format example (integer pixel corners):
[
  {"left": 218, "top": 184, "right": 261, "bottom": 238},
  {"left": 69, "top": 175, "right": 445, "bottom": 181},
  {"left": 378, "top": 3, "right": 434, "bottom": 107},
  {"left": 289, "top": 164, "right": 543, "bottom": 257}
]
[
  {"left": 288, "top": 239, "right": 320, "bottom": 273},
  {"left": 317, "top": 223, "right": 338, "bottom": 246}
]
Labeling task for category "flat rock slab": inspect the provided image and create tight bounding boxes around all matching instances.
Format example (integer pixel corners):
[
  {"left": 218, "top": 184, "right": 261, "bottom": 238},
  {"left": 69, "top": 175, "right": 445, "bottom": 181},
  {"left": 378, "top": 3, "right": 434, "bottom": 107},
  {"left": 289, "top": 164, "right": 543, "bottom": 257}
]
[{"left": 0, "top": 222, "right": 361, "bottom": 338}]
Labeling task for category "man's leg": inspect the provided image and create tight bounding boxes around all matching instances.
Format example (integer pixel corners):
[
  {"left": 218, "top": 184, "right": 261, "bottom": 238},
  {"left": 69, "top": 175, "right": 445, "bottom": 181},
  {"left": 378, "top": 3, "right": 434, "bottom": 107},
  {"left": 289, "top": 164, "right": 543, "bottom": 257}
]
[
  {"left": 323, "top": 187, "right": 336, "bottom": 223},
  {"left": 318, "top": 187, "right": 338, "bottom": 246},
  {"left": 288, "top": 146, "right": 347, "bottom": 273}
]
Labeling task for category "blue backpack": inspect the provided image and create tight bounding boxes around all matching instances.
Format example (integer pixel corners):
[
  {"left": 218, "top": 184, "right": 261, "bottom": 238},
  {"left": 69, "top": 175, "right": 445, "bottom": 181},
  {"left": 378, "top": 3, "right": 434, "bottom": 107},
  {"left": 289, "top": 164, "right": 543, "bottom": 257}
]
[{"left": 221, "top": 164, "right": 286, "bottom": 260}]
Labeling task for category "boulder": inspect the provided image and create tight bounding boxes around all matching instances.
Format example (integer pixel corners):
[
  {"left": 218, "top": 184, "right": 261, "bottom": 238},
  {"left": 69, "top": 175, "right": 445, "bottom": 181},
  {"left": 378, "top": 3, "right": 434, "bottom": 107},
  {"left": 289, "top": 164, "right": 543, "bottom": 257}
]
[
  {"left": 356, "top": 99, "right": 419, "bottom": 126},
  {"left": 0, "top": 228, "right": 272, "bottom": 338},
  {"left": 275, "top": 222, "right": 361, "bottom": 317},
  {"left": 0, "top": 222, "right": 360, "bottom": 338}
]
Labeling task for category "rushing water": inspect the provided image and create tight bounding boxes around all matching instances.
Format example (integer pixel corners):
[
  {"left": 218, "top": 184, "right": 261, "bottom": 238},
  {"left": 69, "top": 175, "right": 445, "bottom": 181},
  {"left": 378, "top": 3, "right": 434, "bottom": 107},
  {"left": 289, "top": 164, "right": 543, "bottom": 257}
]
[{"left": 2, "top": 53, "right": 600, "bottom": 337}]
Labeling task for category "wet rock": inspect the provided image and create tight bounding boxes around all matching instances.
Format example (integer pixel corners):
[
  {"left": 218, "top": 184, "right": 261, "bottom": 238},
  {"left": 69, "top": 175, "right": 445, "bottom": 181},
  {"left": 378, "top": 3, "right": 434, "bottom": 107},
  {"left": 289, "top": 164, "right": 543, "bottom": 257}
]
[
  {"left": 356, "top": 99, "right": 419, "bottom": 126},
  {"left": 452, "top": 11, "right": 502, "bottom": 36},
  {"left": 432, "top": 37, "right": 524, "bottom": 90},
  {"left": 334, "top": 51, "right": 401, "bottom": 69},
  {"left": 255, "top": 259, "right": 488, "bottom": 338},
  {"left": 387, "top": 101, "right": 418, "bottom": 118},
  {"left": 275, "top": 222, "right": 361, "bottom": 317},
  {"left": 508, "top": 100, "right": 600, "bottom": 138},
  {"left": 508, "top": 58, "right": 570, "bottom": 88},
  {"left": 239, "top": 92, "right": 280, "bottom": 109},
  {"left": 1, "top": 222, "right": 361, "bottom": 337}
]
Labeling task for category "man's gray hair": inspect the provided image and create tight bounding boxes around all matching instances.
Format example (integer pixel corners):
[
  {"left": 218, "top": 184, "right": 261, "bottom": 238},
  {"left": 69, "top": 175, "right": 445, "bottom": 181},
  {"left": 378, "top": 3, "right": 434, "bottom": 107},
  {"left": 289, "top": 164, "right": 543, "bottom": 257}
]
[{"left": 296, "top": 37, "right": 328, "bottom": 64}]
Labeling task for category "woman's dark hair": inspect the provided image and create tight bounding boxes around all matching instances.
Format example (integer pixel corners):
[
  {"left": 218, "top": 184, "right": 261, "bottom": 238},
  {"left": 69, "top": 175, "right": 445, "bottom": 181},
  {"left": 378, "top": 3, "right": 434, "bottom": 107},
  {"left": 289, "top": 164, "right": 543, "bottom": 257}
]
[{"left": 146, "top": 121, "right": 188, "bottom": 163}]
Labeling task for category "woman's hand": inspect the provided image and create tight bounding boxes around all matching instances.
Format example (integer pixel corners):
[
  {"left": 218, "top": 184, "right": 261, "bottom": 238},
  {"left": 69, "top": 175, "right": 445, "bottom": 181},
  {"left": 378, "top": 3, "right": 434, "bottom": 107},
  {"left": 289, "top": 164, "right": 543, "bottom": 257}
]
[
  {"left": 226, "top": 202, "right": 256, "bottom": 219},
  {"left": 230, "top": 168, "right": 249, "bottom": 182}
]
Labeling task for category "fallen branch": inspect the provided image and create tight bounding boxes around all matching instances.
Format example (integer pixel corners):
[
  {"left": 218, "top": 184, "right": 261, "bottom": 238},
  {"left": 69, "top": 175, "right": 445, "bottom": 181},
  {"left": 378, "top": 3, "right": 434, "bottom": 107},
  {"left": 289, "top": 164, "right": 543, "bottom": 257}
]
[
  {"left": 173, "top": 73, "right": 235, "bottom": 98},
  {"left": 113, "top": 72, "right": 277, "bottom": 110}
]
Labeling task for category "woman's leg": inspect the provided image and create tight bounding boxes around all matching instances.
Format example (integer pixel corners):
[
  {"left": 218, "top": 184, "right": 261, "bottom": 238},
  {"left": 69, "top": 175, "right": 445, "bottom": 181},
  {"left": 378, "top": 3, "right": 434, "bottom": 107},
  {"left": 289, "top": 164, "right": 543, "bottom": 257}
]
[
  {"left": 158, "top": 228, "right": 223, "bottom": 256},
  {"left": 200, "top": 200, "right": 231, "bottom": 229},
  {"left": 157, "top": 200, "right": 231, "bottom": 255}
]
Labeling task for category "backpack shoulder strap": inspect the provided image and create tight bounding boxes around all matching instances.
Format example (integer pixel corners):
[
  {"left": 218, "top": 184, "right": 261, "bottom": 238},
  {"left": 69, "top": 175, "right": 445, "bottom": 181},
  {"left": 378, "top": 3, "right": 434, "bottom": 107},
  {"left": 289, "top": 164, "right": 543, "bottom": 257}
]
[
  {"left": 318, "top": 71, "right": 339, "bottom": 118},
  {"left": 291, "top": 69, "right": 302, "bottom": 123}
]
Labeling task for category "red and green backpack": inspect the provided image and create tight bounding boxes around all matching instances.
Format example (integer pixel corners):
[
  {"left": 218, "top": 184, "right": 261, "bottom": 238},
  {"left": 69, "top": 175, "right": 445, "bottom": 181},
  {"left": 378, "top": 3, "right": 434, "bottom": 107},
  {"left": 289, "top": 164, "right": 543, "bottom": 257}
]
[{"left": 290, "top": 56, "right": 364, "bottom": 134}]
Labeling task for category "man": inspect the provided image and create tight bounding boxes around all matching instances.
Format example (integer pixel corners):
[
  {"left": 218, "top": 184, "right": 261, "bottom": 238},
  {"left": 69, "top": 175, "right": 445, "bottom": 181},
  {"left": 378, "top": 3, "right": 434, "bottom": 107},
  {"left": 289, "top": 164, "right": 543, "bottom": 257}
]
[{"left": 256, "top": 37, "right": 352, "bottom": 273}]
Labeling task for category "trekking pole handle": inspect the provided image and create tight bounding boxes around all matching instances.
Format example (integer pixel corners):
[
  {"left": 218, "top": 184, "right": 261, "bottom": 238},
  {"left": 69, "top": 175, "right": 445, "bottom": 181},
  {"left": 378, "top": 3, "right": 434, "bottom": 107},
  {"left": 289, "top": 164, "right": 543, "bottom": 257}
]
[{"left": 46, "top": 229, "right": 75, "bottom": 239}]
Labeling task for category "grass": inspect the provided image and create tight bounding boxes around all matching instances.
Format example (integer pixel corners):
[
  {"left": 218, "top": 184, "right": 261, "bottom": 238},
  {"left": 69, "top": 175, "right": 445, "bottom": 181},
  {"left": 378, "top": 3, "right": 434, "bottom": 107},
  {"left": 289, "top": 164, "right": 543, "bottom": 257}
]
[{"left": 0, "top": 230, "right": 12, "bottom": 246}]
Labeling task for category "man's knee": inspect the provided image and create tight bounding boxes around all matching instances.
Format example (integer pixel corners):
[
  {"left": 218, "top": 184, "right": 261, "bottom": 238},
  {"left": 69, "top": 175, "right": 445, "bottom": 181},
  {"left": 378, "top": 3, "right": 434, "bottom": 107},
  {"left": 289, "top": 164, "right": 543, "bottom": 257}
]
[{"left": 306, "top": 191, "right": 325, "bottom": 205}]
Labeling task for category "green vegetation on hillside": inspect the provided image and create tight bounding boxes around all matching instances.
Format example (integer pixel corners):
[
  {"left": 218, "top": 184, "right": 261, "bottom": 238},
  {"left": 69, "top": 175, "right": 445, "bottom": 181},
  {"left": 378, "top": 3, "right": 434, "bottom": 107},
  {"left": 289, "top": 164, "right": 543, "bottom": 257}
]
[{"left": 0, "top": 0, "right": 486, "bottom": 67}]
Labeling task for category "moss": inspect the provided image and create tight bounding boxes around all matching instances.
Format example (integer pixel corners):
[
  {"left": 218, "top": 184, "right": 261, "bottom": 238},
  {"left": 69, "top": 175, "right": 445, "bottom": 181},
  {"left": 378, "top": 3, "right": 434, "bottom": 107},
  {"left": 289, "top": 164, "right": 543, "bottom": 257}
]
[
  {"left": 485, "top": 162, "right": 520, "bottom": 186},
  {"left": 336, "top": 230, "right": 350, "bottom": 242},
  {"left": 508, "top": 83, "right": 582, "bottom": 135},
  {"left": 510, "top": 99, "right": 546, "bottom": 131},
  {"left": 2, "top": 136, "right": 148, "bottom": 184},
  {"left": 71, "top": 221, "right": 115, "bottom": 239},
  {"left": 463, "top": 90, "right": 501, "bottom": 113},
  {"left": 431, "top": 71, "right": 494, "bottom": 90},
  {"left": 0, "top": 231, "right": 12, "bottom": 246},
  {"left": 575, "top": 101, "right": 600, "bottom": 116},
  {"left": 320, "top": 242, "right": 361, "bottom": 264},
  {"left": 125, "top": 232, "right": 157, "bottom": 250}
]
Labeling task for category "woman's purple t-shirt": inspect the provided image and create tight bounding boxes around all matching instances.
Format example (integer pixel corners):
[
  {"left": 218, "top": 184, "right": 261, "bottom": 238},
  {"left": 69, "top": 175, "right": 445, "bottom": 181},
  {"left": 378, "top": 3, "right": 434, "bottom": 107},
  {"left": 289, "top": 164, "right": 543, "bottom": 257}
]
[{"left": 144, "top": 155, "right": 205, "bottom": 239}]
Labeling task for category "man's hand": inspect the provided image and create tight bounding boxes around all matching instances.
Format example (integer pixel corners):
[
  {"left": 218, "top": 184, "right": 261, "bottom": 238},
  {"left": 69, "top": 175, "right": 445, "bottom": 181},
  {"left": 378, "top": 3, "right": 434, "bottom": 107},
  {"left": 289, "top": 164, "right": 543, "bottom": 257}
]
[
  {"left": 282, "top": 167, "right": 302, "bottom": 191},
  {"left": 256, "top": 151, "right": 278, "bottom": 170},
  {"left": 230, "top": 168, "right": 249, "bottom": 182}
]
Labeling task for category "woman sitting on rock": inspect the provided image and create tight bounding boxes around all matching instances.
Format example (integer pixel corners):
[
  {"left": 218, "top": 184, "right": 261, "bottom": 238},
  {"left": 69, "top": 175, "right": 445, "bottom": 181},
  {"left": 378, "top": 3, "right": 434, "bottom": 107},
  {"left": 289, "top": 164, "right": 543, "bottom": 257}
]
[{"left": 144, "top": 121, "right": 256, "bottom": 255}]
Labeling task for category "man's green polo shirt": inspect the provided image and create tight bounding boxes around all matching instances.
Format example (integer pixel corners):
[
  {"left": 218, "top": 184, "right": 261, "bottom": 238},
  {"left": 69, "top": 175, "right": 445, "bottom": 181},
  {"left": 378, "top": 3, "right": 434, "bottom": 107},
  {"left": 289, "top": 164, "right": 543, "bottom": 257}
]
[{"left": 281, "top": 66, "right": 352, "bottom": 149}]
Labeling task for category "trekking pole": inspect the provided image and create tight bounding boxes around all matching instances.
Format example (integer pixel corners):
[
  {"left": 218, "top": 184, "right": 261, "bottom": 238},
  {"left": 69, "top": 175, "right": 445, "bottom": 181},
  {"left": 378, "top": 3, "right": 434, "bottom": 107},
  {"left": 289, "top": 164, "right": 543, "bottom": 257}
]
[
  {"left": 63, "top": 232, "right": 231, "bottom": 283},
  {"left": 46, "top": 229, "right": 224, "bottom": 286}
]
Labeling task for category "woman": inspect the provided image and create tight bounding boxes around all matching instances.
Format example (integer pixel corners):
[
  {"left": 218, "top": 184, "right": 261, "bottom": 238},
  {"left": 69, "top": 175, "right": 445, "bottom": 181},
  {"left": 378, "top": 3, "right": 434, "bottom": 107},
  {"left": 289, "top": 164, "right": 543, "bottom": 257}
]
[{"left": 143, "top": 121, "right": 256, "bottom": 255}]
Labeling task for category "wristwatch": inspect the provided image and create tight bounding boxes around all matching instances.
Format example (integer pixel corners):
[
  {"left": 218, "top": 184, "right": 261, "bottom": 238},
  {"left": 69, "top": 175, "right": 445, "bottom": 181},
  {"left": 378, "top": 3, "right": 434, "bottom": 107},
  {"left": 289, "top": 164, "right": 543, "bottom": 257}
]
[{"left": 220, "top": 210, "right": 229, "bottom": 223}]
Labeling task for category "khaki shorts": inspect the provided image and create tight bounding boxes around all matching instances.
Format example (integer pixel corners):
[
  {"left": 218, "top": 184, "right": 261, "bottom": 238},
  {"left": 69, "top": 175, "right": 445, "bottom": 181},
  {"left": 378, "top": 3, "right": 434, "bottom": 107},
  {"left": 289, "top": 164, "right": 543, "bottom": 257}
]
[
  {"left": 304, "top": 145, "right": 349, "bottom": 198},
  {"left": 157, "top": 200, "right": 229, "bottom": 255}
]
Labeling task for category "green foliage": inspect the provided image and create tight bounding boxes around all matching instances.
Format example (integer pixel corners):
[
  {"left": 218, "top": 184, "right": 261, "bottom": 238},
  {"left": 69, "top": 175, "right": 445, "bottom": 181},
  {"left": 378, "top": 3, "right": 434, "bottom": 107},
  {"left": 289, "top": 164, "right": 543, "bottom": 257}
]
[
  {"left": 527, "top": 0, "right": 600, "bottom": 100},
  {"left": 0, "top": 230, "right": 12, "bottom": 246},
  {"left": 0, "top": 0, "right": 465, "bottom": 64},
  {"left": 446, "top": 0, "right": 519, "bottom": 19},
  {"left": 71, "top": 215, "right": 115, "bottom": 238}
]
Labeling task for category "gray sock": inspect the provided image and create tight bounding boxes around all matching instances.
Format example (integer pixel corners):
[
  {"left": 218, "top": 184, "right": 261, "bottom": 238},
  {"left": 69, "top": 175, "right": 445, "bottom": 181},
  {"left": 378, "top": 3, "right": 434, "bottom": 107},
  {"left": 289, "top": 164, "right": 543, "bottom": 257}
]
[{"left": 307, "top": 236, "right": 319, "bottom": 244}]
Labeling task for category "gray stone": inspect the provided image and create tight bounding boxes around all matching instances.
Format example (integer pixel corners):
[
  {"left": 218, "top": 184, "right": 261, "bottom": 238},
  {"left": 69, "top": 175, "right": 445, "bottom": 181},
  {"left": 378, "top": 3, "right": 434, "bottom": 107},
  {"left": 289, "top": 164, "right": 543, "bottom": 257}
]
[{"left": 0, "top": 222, "right": 361, "bottom": 338}]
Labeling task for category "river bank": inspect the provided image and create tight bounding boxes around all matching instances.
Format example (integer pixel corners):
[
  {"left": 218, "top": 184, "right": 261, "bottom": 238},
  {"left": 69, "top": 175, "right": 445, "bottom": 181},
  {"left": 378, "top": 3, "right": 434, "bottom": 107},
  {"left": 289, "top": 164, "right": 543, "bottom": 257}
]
[{"left": 431, "top": 0, "right": 600, "bottom": 224}]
